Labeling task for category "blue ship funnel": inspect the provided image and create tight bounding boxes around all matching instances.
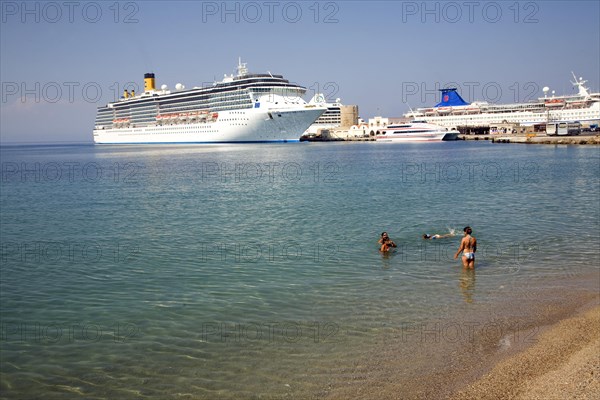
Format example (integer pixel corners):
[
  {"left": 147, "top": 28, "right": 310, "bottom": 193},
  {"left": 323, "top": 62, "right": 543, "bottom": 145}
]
[{"left": 435, "top": 88, "right": 470, "bottom": 107}]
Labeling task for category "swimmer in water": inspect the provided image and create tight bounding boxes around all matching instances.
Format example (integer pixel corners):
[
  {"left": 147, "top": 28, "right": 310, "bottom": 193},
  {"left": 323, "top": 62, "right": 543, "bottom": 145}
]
[
  {"left": 422, "top": 232, "right": 455, "bottom": 240},
  {"left": 378, "top": 232, "right": 397, "bottom": 253},
  {"left": 454, "top": 226, "right": 476, "bottom": 269}
]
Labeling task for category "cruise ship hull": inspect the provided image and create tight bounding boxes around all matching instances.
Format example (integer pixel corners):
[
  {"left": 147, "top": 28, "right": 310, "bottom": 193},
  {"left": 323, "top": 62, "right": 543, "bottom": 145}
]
[
  {"left": 93, "top": 108, "right": 325, "bottom": 144},
  {"left": 376, "top": 133, "right": 447, "bottom": 142}
]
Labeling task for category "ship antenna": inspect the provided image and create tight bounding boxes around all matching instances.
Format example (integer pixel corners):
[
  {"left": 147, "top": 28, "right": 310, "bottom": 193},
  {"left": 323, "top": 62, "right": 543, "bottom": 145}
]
[
  {"left": 237, "top": 57, "right": 248, "bottom": 77},
  {"left": 571, "top": 71, "right": 590, "bottom": 98},
  {"left": 570, "top": 71, "right": 579, "bottom": 88}
]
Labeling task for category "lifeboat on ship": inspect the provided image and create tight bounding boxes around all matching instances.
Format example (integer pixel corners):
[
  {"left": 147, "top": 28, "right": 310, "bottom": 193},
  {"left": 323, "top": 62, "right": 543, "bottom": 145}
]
[
  {"left": 545, "top": 99, "right": 566, "bottom": 107},
  {"left": 566, "top": 100, "right": 589, "bottom": 108},
  {"left": 437, "top": 107, "right": 452, "bottom": 114}
]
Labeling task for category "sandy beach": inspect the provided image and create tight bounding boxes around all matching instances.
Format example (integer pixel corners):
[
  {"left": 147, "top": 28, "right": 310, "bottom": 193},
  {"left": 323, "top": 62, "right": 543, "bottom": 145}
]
[
  {"left": 321, "top": 285, "right": 599, "bottom": 400},
  {"left": 452, "top": 303, "right": 600, "bottom": 399}
]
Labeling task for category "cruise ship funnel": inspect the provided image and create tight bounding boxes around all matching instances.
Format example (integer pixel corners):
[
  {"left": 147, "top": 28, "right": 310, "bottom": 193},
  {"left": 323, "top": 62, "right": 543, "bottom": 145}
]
[
  {"left": 435, "top": 88, "right": 470, "bottom": 107},
  {"left": 144, "top": 73, "right": 156, "bottom": 92}
]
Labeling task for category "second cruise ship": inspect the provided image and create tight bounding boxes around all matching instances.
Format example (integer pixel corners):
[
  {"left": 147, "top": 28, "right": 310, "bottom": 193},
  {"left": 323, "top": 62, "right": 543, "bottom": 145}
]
[
  {"left": 93, "top": 60, "right": 326, "bottom": 144},
  {"left": 404, "top": 73, "right": 599, "bottom": 130}
]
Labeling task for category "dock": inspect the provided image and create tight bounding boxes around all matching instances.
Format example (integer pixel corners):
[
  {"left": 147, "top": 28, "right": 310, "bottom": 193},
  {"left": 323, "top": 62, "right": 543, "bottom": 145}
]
[
  {"left": 458, "top": 134, "right": 600, "bottom": 145},
  {"left": 300, "top": 135, "right": 375, "bottom": 142},
  {"left": 299, "top": 134, "right": 599, "bottom": 144}
]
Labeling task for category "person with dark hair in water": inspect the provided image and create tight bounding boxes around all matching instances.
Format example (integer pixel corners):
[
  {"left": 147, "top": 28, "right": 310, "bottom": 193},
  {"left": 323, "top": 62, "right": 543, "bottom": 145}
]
[
  {"left": 422, "top": 232, "right": 455, "bottom": 240},
  {"left": 454, "top": 226, "right": 476, "bottom": 269},
  {"left": 378, "top": 232, "right": 397, "bottom": 253}
]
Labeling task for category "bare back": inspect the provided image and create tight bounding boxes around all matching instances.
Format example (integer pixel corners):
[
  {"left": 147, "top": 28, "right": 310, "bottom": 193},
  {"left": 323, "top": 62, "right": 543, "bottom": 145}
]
[{"left": 462, "top": 234, "right": 476, "bottom": 253}]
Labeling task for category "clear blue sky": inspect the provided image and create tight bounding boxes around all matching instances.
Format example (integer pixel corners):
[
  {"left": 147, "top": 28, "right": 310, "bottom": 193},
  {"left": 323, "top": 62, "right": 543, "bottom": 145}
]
[{"left": 1, "top": 0, "right": 599, "bottom": 143}]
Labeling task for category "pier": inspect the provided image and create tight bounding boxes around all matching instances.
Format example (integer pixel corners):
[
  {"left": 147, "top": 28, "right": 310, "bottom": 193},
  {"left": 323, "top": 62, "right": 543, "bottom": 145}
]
[
  {"left": 300, "top": 135, "right": 375, "bottom": 142},
  {"left": 299, "top": 132, "right": 599, "bottom": 144},
  {"left": 459, "top": 133, "right": 600, "bottom": 145},
  {"left": 301, "top": 115, "right": 599, "bottom": 145}
]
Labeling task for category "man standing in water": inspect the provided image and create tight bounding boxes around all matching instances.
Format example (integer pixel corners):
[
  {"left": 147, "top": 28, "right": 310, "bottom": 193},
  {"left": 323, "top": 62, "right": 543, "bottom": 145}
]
[{"left": 454, "top": 226, "right": 476, "bottom": 269}]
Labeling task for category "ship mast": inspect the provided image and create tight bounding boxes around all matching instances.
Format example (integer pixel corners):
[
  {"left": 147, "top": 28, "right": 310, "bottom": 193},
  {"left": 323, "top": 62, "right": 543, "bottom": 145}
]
[
  {"left": 571, "top": 71, "right": 591, "bottom": 99},
  {"left": 237, "top": 57, "right": 248, "bottom": 77}
]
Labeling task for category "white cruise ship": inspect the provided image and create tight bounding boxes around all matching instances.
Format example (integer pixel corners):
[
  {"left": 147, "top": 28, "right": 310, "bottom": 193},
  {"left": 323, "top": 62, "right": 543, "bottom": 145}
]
[
  {"left": 93, "top": 60, "right": 326, "bottom": 144},
  {"left": 303, "top": 94, "right": 359, "bottom": 135},
  {"left": 305, "top": 94, "right": 344, "bottom": 134},
  {"left": 404, "top": 73, "right": 600, "bottom": 129}
]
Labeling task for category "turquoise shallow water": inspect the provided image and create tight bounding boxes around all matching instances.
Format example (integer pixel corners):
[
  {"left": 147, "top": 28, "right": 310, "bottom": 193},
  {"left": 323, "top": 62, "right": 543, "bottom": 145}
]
[{"left": 1, "top": 141, "right": 599, "bottom": 398}]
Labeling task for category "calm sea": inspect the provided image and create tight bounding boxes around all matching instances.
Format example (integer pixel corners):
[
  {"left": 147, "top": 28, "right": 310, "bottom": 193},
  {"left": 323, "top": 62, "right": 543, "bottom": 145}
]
[{"left": 1, "top": 141, "right": 598, "bottom": 399}]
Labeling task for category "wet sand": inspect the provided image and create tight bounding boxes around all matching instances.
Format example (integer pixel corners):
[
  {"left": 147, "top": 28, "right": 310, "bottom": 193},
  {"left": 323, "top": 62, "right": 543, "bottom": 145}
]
[
  {"left": 452, "top": 303, "right": 600, "bottom": 399},
  {"left": 319, "top": 275, "right": 599, "bottom": 400}
]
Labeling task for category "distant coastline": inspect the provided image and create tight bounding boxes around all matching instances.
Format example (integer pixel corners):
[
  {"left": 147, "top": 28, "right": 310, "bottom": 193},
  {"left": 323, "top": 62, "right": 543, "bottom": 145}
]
[{"left": 0, "top": 141, "right": 93, "bottom": 147}]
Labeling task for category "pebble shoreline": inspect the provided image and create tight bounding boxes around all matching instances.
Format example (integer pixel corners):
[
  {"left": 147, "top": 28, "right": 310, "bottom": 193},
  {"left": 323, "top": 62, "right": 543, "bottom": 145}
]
[{"left": 451, "top": 303, "right": 600, "bottom": 400}]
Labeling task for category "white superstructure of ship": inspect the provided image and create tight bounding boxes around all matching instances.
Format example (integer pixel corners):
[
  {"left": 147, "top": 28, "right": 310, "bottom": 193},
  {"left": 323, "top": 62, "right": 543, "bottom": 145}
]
[
  {"left": 93, "top": 60, "right": 326, "bottom": 144},
  {"left": 404, "top": 73, "right": 600, "bottom": 129},
  {"left": 305, "top": 94, "right": 345, "bottom": 134},
  {"left": 376, "top": 121, "right": 459, "bottom": 142}
]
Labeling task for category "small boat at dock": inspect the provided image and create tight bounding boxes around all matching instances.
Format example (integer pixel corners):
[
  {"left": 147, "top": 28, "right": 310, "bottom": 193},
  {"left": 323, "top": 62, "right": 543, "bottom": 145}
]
[{"left": 376, "top": 121, "right": 459, "bottom": 142}]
